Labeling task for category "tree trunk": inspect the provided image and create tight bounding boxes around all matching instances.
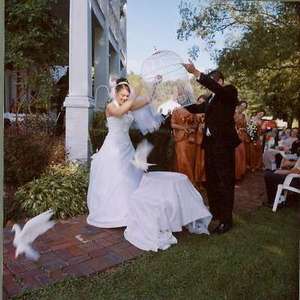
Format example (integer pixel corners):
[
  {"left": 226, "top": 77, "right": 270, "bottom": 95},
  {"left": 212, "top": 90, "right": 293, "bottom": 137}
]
[{"left": 287, "top": 117, "right": 293, "bottom": 128}]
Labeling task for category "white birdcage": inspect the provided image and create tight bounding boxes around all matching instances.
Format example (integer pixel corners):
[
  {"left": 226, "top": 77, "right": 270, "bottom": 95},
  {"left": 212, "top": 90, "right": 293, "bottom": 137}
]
[{"left": 140, "top": 50, "right": 195, "bottom": 115}]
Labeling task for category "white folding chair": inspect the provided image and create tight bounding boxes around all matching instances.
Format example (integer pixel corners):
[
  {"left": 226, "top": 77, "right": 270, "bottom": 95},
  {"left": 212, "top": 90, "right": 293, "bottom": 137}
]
[{"left": 272, "top": 173, "right": 300, "bottom": 212}]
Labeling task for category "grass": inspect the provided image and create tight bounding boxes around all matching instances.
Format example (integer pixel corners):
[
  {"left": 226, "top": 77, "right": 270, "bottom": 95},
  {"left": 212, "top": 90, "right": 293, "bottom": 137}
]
[{"left": 16, "top": 206, "right": 299, "bottom": 300}]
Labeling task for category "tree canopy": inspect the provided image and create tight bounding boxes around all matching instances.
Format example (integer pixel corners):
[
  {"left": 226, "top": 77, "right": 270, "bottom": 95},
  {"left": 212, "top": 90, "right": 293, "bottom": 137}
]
[
  {"left": 177, "top": 0, "right": 300, "bottom": 124},
  {"left": 5, "top": 0, "right": 68, "bottom": 110}
]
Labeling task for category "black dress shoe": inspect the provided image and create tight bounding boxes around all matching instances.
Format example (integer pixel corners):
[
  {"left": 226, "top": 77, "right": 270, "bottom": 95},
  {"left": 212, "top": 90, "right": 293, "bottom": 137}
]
[{"left": 212, "top": 222, "right": 232, "bottom": 235}]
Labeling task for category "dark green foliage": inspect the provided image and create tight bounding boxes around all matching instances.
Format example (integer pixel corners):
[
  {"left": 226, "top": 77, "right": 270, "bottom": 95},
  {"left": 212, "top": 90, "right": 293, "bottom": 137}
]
[
  {"left": 5, "top": 0, "right": 68, "bottom": 69},
  {"left": 4, "top": 128, "right": 65, "bottom": 223},
  {"left": 177, "top": 1, "right": 300, "bottom": 121},
  {"left": 4, "top": 131, "right": 65, "bottom": 187},
  {"left": 15, "top": 163, "right": 89, "bottom": 219},
  {"left": 5, "top": 0, "right": 68, "bottom": 110}
]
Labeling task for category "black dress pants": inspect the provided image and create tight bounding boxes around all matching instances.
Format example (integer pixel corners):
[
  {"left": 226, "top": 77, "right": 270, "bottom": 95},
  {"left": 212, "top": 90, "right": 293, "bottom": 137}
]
[{"left": 204, "top": 138, "right": 235, "bottom": 224}]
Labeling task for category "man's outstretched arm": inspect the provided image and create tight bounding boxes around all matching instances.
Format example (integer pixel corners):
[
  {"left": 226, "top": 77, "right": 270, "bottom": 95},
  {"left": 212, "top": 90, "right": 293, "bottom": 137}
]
[{"left": 182, "top": 61, "right": 223, "bottom": 94}]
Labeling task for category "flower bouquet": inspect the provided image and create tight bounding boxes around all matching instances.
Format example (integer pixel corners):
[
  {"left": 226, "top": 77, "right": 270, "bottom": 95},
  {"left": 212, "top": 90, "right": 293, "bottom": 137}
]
[{"left": 246, "top": 119, "right": 259, "bottom": 141}]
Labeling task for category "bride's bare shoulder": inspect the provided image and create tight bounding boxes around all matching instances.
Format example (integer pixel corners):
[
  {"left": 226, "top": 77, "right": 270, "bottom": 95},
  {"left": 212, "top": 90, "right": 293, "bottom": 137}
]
[{"left": 106, "top": 102, "right": 114, "bottom": 117}]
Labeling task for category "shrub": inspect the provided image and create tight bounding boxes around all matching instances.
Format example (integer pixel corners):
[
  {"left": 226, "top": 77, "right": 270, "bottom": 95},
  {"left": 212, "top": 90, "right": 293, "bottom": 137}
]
[
  {"left": 89, "top": 128, "right": 108, "bottom": 153},
  {"left": 4, "top": 185, "right": 23, "bottom": 224},
  {"left": 4, "top": 130, "right": 65, "bottom": 187},
  {"left": 92, "top": 111, "right": 107, "bottom": 129},
  {"left": 48, "top": 137, "right": 66, "bottom": 165},
  {"left": 15, "top": 163, "right": 89, "bottom": 219},
  {"left": 5, "top": 113, "right": 57, "bottom": 135},
  {"left": 23, "top": 113, "right": 57, "bottom": 135},
  {"left": 89, "top": 111, "right": 108, "bottom": 153},
  {"left": 5, "top": 133, "right": 52, "bottom": 186}
]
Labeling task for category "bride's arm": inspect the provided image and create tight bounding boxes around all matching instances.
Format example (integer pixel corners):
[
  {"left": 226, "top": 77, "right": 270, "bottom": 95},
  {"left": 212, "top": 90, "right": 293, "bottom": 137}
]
[
  {"left": 106, "top": 99, "right": 134, "bottom": 117},
  {"left": 128, "top": 83, "right": 150, "bottom": 111},
  {"left": 130, "top": 96, "right": 150, "bottom": 111}
]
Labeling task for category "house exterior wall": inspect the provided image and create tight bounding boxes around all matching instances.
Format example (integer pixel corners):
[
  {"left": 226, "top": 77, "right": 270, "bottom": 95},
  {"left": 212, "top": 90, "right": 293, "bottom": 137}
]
[
  {"left": 4, "top": 0, "right": 127, "bottom": 112},
  {"left": 65, "top": 0, "right": 127, "bottom": 162},
  {"left": 4, "top": 0, "right": 127, "bottom": 163}
]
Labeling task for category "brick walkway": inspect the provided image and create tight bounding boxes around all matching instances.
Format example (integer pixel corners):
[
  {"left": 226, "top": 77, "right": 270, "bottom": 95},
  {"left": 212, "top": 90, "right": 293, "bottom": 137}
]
[
  {"left": 3, "top": 171, "right": 266, "bottom": 299},
  {"left": 234, "top": 171, "right": 266, "bottom": 213}
]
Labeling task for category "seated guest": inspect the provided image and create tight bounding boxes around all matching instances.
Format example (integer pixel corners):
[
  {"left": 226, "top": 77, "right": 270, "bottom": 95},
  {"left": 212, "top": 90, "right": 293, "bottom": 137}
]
[
  {"left": 263, "top": 132, "right": 300, "bottom": 171},
  {"left": 291, "top": 134, "right": 300, "bottom": 156},
  {"left": 279, "top": 128, "right": 290, "bottom": 141},
  {"left": 263, "top": 130, "right": 273, "bottom": 151},
  {"left": 264, "top": 156, "right": 300, "bottom": 207},
  {"left": 263, "top": 128, "right": 279, "bottom": 151},
  {"left": 277, "top": 133, "right": 300, "bottom": 167},
  {"left": 278, "top": 127, "right": 298, "bottom": 152}
]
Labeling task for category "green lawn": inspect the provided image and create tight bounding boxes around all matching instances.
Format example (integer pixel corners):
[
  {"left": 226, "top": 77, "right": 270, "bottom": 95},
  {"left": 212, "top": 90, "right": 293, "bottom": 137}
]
[{"left": 16, "top": 206, "right": 299, "bottom": 300}]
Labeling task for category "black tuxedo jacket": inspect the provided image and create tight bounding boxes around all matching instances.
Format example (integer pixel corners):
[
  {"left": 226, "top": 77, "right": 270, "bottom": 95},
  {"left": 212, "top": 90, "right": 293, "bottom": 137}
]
[{"left": 186, "top": 73, "right": 240, "bottom": 149}]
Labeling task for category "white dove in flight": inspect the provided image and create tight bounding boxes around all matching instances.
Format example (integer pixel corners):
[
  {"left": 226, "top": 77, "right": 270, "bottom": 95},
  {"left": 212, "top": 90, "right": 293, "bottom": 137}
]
[
  {"left": 12, "top": 209, "right": 56, "bottom": 261},
  {"left": 131, "top": 139, "right": 156, "bottom": 172}
]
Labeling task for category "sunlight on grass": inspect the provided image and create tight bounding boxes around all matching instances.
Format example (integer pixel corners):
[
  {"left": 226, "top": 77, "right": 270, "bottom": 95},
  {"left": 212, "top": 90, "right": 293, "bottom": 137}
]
[
  {"left": 263, "top": 245, "right": 285, "bottom": 256},
  {"left": 16, "top": 207, "right": 299, "bottom": 300},
  {"left": 232, "top": 214, "right": 247, "bottom": 225}
]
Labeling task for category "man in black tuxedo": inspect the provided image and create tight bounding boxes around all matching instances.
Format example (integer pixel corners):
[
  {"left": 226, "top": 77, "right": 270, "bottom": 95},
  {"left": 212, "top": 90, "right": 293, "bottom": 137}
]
[{"left": 183, "top": 62, "right": 240, "bottom": 234}]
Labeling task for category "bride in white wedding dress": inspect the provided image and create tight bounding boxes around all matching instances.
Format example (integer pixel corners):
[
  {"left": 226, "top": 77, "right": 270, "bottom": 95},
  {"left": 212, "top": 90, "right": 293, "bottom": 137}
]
[
  {"left": 87, "top": 78, "right": 147, "bottom": 228},
  {"left": 87, "top": 78, "right": 212, "bottom": 251}
]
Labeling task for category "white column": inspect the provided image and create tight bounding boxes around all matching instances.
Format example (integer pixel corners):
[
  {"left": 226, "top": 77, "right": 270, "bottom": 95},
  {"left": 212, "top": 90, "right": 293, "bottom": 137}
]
[{"left": 64, "top": 0, "right": 94, "bottom": 162}]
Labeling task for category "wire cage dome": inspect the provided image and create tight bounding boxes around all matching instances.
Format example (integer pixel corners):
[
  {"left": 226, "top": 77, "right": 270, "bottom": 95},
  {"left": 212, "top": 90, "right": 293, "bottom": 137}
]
[{"left": 140, "top": 50, "right": 195, "bottom": 115}]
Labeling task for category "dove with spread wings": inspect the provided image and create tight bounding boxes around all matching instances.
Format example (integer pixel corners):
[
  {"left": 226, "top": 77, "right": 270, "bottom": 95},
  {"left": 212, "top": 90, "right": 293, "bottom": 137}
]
[
  {"left": 12, "top": 209, "right": 56, "bottom": 261},
  {"left": 131, "top": 139, "right": 155, "bottom": 172}
]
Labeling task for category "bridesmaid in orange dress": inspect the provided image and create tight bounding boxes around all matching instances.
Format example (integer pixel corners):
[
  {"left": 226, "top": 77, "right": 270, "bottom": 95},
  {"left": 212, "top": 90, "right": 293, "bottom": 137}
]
[
  {"left": 171, "top": 107, "right": 197, "bottom": 184},
  {"left": 194, "top": 113, "right": 206, "bottom": 188},
  {"left": 194, "top": 96, "right": 207, "bottom": 188},
  {"left": 234, "top": 101, "right": 248, "bottom": 180},
  {"left": 248, "top": 111, "right": 265, "bottom": 172}
]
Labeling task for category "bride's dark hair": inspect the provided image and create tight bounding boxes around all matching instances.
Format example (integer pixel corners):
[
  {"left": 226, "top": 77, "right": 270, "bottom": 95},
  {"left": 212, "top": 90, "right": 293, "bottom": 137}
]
[{"left": 115, "top": 77, "right": 131, "bottom": 94}]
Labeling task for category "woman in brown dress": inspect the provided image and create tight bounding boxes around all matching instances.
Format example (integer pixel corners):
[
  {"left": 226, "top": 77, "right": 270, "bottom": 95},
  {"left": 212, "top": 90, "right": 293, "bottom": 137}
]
[
  {"left": 194, "top": 113, "right": 206, "bottom": 188},
  {"left": 171, "top": 107, "right": 197, "bottom": 184},
  {"left": 235, "top": 101, "right": 248, "bottom": 180},
  {"left": 247, "top": 111, "right": 265, "bottom": 172}
]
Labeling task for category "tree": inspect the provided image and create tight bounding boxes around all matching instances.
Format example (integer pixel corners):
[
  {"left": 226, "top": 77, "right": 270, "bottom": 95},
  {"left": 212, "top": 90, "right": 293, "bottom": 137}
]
[
  {"left": 5, "top": 0, "right": 68, "bottom": 112},
  {"left": 177, "top": 0, "right": 300, "bottom": 123}
]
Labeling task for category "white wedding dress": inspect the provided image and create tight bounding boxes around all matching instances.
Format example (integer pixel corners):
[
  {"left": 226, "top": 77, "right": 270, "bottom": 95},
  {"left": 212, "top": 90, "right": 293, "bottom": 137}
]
[
  {"left": 87, "top": 101, "right": 212, "bottom": 251},
  {"left": 87, "top": 109, "right": 143, "bottom": 228}
]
